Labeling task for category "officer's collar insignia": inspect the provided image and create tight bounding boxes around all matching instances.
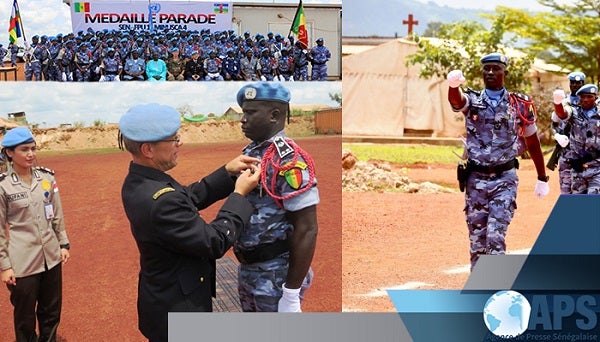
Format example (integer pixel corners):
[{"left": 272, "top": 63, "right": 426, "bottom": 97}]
[
  {"left": 10, "top": 172, "right": 18, "bottom": 183},
  {"left": 273, "top": 136, "right": 293, "bottom": 158},
  {"left": 153, "top": 187, "right": 175, "bottom": 200},
  {"left": 244, "top": 87, "right": 257, "bottom": 100}
]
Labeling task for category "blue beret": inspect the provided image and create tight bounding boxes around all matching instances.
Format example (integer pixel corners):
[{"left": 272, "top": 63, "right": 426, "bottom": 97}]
[
  {"left": 237, "top": 82, "right": 291, "bottom": 106},
  {"left": 191, "top": 50, "right": 199, "bottom": 55},
  {"left": 170, "top": 47, "right": 179, "bottom": 52},
  {"left": 480, "top": 52, "right": 509, "bottom": 66},
  {"left": 316, "top": 37, "right": 324, "bottom": 42},
  {"left": 32, "top": 35, "right": 39, "bottom": 39},
  {"left": 575, "top": 84, "right": 598, "bottom": 96},
  {"left": 119, "top": 104, "right": 181, "bottom": 142},
  {"left": 2, "top": 127, "right": 35, "bottom": 148},
  {"left": 568, "top": 71, "right": 586, "bottom": 82}
]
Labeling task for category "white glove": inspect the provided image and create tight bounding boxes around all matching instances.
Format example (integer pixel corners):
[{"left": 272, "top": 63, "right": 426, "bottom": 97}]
[
  {"left": 277, "top": 283, "right": 301, "bottom": 312},
  {"left": 551, "top": 111, "right": 560, "bottom": 123},
  {"left": 533, "top": 180, "right": 550, "bottom": 199},
  {"left": 553, "top": 89, "right": 566, "bottom": 105},
  {"left": 115, "top": 75, "right": 120, "bottom": 81},
  {"left": 61, "top": 72, "right": 66, "bottom": 82},
  {"left": 24, "top": 41, "right": 30, "bottom": 49},
  {"left": 260, "top": 75, "right": 267, "bottom": 81},
  {"left": 554, "top": 133, "right": 569, "bottom": 148},
  {"left": 446, "top": 70, "right": 466, "bottom": 88},
  {"left": 99, "top": 75, "right": 106, "bottom": 82}
]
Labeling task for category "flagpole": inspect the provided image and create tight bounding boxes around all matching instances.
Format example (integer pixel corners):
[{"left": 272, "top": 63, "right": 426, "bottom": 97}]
[
  {"left": 14, "top": 0, "right": 27, "bottom": 42},
  {"left": 288, "top": 0, "right": 302, "bottom": 38}
]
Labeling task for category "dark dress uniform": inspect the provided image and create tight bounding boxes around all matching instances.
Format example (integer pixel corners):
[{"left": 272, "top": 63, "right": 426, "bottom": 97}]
[{"left": 121, "top": 162, "right": 253, "bottom": 342}]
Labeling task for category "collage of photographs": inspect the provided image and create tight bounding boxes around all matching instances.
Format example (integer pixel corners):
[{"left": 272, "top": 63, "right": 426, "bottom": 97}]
[{"left": 0, "top": 0, "right": 599, "bottom": 341}]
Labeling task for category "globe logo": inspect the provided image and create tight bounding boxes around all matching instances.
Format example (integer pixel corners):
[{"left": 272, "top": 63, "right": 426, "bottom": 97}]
[{"left": 483, "top": 290, "right": 531, "bottom": 338}]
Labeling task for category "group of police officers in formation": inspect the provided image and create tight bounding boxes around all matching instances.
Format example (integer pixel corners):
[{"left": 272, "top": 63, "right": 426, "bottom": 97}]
[{"left": 0, "top": 28, "right": 331, "bottom": 82}]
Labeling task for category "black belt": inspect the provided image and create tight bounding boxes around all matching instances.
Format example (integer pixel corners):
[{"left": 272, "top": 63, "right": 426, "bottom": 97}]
[
  {"left": 467, "top": 159, "right": 518, "bottom": 175},
  {"left": 234, "top": 240, "right": 289, "bottom": 265},
  {"left": 568, "top": 151, "right": 600, "bottom": 172}
]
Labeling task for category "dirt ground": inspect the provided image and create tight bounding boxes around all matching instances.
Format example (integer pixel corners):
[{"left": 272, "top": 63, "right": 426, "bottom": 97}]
[
  {"left": 342, "top": 156, "right": 561, "bottom": 312},
  {"left": 0, "top": 129, "right": 341, "bottom": 340}
]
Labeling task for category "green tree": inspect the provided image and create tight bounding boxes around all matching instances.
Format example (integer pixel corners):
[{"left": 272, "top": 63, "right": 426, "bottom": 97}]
[
  {"left": 405, "top": 14, "right": 533, "bottom": 91},
  {"left": 329, "top": 92, "right": 342, "bottom": 106},
  {"left": 422, "top": 21, "right": 443, "bottom": 37},
  {"left": 489, "top": 1, "right": 600, "bottom": 83}
]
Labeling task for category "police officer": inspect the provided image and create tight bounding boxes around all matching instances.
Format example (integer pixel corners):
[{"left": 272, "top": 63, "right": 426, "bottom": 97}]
[
  {"left": 276, "top": 47, "right": 294, "bottom": 81},
  {"left": 0, "top": 127, "right": 71, "bottom": 342},
  {"left": 57, "top": 39, "right": 75, "bottom": 82},
  {"left": 0, "top": 43, "right": 7, "bottom": 67},
  {"left": 446, "top": 53, "right": 549, "bottom": 271},
  {"left": 122, "top": 49, "right": 146, "bottom": 81},
  {"left": 257, "top": 47, "right": 276, "bottom": 81},
  {"left": 24, "top": 35, "right": 43, "bottom": 81},
  {"left": 292, "top": 40, "right": 309, "bottom": 81},
  {"left": 204, "top": 50, "right": 224, "bottom": 81},
  {"left": 184, "top": 50, "right": 204, "bottom": 81},
  {"left": 74, "top": 42, "right": 93, "bottom": 82},
  {"left": 235, "top": 82, "right": 319, "bottom": 312},
  {"left": 553, "top": 84, "right": 600, "bottom": 194},
  {"left": 9, "top": 41, "right": 19, "bottom": 67},
  {"left": 309, "top": 37, "right": 330, "bottom": 81},
  {"left": 548, "top": 71, "right": 586, "bottom": 194},
  {"left": 99, "top": 48, "right": 121, "bottom": 81},
  {"left": 119, "top": 103, "right": 260, "bottom": 342},
  {"left": 241, "top": 48, "right": 259, "bottom": 81}
]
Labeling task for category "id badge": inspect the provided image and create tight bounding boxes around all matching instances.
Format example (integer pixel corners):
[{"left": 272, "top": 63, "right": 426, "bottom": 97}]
[{"left": 45, "top": 203, "right": 54, "bottom": 220}]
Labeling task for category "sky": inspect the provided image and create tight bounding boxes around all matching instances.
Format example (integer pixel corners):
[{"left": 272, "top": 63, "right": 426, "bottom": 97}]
[
  {"left": 414, "top": 0, "right": 576, "bottom": 11},
  {"left": 0, "top": 0, "right": 341, "bottom": 45},
  {"left": 0, "top": 81, "right": 342, "bottom": 128}
]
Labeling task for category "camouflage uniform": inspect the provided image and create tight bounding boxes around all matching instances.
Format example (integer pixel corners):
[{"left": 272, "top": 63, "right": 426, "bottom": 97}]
[
  {"left": 236, "top": 131, "right": 319, "bottom": 312},
  {"left": 554, "top": 94, "right": 580, "bottom": 194},
  {"left": 455, "top": 88, "right": 537, "bottom": 270},
  {"left": 562, "top": 101, "right": 600, "bottom": 194}
]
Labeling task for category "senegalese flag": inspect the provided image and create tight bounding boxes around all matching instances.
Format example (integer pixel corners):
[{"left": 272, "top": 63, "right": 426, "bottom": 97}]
[
  {"left": 8, "top": 0, "right": 23, "bottom": 44},
  {"left": 214, "top": 3, "right": 229, "bottom": 14},
  {"left": 73, "top": 2, "right": 90, "bottom": 13},
  {"left": 280, "top": 161, "right": 307, "bottom": 190},
  {"left": 290, "top": 0, "right": 308, "bottom": 49}
]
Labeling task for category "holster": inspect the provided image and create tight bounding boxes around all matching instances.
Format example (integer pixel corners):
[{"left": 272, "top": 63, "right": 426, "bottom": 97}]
[
  {"left": 546, "top": 144, "right": 562, "bottom": 171},
  {"left": 457, "top": 162, "right": 468, "bottom": 192}
]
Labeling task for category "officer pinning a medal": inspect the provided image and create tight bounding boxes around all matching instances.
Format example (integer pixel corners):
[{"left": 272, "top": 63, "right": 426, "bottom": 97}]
[
  {"left": 118, "top": 103, "right": 261, "bottom": 342},
  {"left": 0, "top": 127, "right": 71, "bottom": 342},
  {"left": 446, "top": 53, "right": 550, "bottom": 271},
  {"left": 235, "top": 82, "right": 319, "bottom": 312}
]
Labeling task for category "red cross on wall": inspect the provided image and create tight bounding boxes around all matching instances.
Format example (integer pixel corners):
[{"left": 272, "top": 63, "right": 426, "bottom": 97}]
[{"left": 402, "top": 14, "right": 419, "bottom": 35}]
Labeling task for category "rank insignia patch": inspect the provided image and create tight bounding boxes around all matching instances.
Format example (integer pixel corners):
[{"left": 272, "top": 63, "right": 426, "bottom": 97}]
[{"left": 152, "top": 187, "right": 175, "bottom": 200}]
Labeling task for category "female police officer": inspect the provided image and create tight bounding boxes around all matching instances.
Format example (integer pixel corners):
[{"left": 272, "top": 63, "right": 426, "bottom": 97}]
[{"left": 0, "top": 127, "right": 71, "bottom": 342}]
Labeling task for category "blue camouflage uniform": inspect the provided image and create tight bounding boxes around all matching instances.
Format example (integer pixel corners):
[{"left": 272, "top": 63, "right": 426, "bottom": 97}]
[
  {"left": 100, "top": 51, "right": 121, "bottom": 81},
  {"left": 453, "top": 54, "right": 538, "bottom": 270},
  {"left": 222, "top": 51, "right": 242, "bottom": 80},
  {"left": 292, "top": 43, "right": 309, "bottom": 81},
  {"left": 276, "top": 50, "right": 293, "bottom": 81},
  {"left": 74, "top": 45, "right": 93, "bottom": 82},
  {"left": 236, "top": 132, "right": 317, "bottom": 311},
  {"left": 235, "top": 83, "right": 319, "bottom": 312},
  {"left": 309, "top": 38, "right": 330, "bottom": 81},
  {"left": 561, "top": 84, "right": 600, "bottom": 194},
  {"left": 9, "top": 43, "right": 19, "bottom": 67},
  {"left": 0, "top": 44, "right": 7, "bottom": 67},
  {"left": 123, "top": 54, "right": 146, "bottom": 81},
  {"left": 47, "top": 40, "right": 62, "bottom": 81},
  {"left": 258, "top": 50, "right": 275, "bottom": 81},
  {"left": 24, "top": 40, "right": 44, "bottom": 81},
  {"left": 204, "top": 54, "right": 224, "bottom": 81}
]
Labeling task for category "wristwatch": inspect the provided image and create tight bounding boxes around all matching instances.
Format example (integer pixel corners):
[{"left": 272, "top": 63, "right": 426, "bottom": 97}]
[
  {"left": 538, "top": 175, "right": 550, "bottom": 182},
  {"left": 60, "top": 243, "right": 71, "bottom": 250}
]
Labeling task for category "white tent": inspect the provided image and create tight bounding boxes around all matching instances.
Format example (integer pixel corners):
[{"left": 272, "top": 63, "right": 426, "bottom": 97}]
[{"left": 342, "top": 38, "right": 568, "bottom": 138}]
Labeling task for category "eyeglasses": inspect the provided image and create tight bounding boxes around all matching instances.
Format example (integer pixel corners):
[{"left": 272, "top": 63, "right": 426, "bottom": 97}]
[{"left": 160, "top": 136, "right": 181, "bottom": 144}]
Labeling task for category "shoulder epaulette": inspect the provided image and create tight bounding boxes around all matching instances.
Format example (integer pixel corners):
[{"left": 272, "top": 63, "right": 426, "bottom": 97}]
[
  {"left": 273, "top": 136, "right": 294, "bottom": 159},
  {"left": 510, "top": 92, "right": 531, "bottom": 102},
  {"left": 35, "top": 166, "right": 55, "bottom": 175},
  {"left": 0, "top": 173, "right": 6, "bottom": 182},
  {"left": 153, "top": 187, "right": 175, "bottom": 200},
  {"left": 465, "top": 88, "right": 481, "bottom": 97}
]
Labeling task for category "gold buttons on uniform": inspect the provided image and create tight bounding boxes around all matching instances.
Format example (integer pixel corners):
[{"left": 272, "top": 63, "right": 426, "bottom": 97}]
[{"left": 199, "top": 277, "right": 204, "bottom": 282}]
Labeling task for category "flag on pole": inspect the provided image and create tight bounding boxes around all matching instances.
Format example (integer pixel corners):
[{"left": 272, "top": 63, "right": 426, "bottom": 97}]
[
  {"left": 8, "top": 0, "right": 24, "bottom": 44},
  {"left": 290, "top": 0, "right": 308, "bottom": 49}
]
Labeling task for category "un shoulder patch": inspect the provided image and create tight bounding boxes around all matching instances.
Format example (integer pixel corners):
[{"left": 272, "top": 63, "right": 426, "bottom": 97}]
[{"left": 153, "top": 187, "right": 175, "bottom": 200}]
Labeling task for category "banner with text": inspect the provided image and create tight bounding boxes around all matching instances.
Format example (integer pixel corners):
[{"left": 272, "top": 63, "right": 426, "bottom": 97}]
[{"left": 70, "top": 1, "right": 232, "bottom": 34}]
